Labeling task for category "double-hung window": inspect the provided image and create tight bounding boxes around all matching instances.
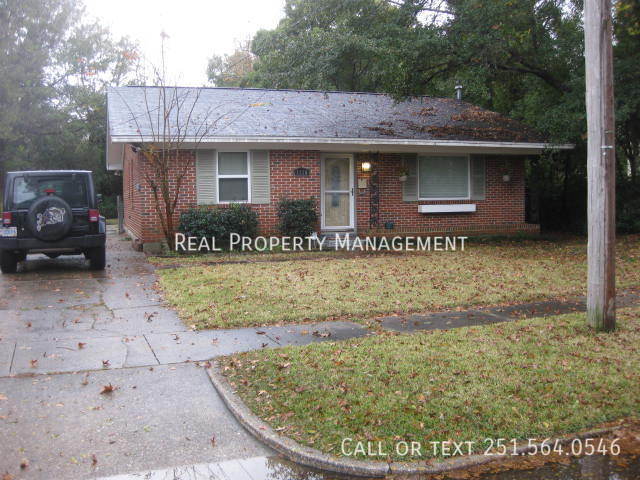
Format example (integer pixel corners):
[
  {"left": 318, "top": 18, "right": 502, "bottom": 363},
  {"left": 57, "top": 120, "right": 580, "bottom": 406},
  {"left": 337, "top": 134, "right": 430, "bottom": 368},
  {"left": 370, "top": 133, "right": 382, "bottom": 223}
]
[
  {"left": 217, "top": 152, "right": 250, "bottom": 203},
  {"left": 418, "top": 155, "right": 470, "bottom": 200}
]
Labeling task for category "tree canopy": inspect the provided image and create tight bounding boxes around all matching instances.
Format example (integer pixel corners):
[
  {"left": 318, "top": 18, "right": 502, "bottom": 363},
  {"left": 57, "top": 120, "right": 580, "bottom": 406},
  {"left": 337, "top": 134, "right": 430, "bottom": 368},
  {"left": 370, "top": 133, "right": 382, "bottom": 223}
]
[
  {"left": 215, "top": 0, "right": 639, "bottom": 232},
  {"left": 0, "top": 0, "right": 139, "bottom": 213}
]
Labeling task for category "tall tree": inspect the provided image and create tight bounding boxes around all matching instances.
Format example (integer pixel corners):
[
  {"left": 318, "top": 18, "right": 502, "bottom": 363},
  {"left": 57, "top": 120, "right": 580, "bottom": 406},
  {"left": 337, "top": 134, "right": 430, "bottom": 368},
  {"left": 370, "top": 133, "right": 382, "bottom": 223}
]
[
  {"left": 0, "top": 0, "right": 138, "bottom": 213},
  {"left": 248, "top": 0, "right": 405, "bottom": 91},
  {"left": 120, "top": 38, "right": 222, "bottom": 249}
]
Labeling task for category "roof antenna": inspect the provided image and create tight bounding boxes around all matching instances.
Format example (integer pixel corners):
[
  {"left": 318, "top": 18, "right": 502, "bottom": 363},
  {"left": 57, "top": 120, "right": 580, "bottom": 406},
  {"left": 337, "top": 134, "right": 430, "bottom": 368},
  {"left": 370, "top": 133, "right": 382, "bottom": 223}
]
[{"left": 455, "top": 83, "right": 463, "bottom": 101}]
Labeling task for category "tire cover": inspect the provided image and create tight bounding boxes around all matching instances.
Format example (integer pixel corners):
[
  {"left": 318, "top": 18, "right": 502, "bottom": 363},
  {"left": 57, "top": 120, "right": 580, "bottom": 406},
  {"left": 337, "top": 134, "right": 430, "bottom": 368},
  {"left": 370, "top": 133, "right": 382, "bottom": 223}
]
[{"left": 26, "top": 195, "right": 73, "bottom": 242}]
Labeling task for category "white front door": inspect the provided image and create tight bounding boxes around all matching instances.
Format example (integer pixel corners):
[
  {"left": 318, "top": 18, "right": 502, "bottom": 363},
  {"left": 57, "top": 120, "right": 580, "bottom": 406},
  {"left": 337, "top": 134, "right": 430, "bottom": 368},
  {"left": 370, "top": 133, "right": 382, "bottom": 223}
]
[{"left": 321, "top": 154, "right": 354, "bottom": 230}]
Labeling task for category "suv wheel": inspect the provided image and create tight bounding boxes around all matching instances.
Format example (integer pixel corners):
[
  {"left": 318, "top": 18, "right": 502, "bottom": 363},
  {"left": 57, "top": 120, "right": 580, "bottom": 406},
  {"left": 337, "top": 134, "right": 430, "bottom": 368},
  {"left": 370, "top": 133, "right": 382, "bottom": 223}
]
[
  {"left": 0, "top": 250, "right": 18, "bottom": 274},
  {"left": 88, "top": 246, "right": 106, "bottom": 270}
]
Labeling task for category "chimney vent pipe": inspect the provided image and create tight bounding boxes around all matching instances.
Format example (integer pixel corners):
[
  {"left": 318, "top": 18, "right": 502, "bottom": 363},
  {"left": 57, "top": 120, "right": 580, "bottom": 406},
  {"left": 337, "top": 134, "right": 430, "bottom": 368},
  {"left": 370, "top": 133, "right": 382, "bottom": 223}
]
[{"left": 455, "top": 84, "right": 463, "bottom": 100}]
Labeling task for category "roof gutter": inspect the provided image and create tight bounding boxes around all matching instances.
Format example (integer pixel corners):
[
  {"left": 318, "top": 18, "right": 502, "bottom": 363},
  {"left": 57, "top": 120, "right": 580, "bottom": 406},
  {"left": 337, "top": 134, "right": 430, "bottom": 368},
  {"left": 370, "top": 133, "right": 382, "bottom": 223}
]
[{"left": 108, "top": 135, "right": 574, "bottom": 150}]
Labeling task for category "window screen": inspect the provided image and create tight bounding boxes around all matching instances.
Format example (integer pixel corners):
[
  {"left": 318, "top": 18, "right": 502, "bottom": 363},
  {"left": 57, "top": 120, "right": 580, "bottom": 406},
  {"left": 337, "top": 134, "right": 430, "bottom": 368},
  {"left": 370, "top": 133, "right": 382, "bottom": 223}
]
[{"left": 418, "top": 156, "right": 469, "bottom": 199}]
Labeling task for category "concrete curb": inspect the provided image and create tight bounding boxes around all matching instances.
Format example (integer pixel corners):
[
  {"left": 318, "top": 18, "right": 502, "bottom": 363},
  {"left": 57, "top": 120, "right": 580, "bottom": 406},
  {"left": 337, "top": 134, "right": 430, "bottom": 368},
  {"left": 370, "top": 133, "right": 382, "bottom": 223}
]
[
  {"left": 207, "top": 364, "right": 390, "bottom": 477},
  {"left": 207, "top": 363, "right": 618, "bottom": 477}
]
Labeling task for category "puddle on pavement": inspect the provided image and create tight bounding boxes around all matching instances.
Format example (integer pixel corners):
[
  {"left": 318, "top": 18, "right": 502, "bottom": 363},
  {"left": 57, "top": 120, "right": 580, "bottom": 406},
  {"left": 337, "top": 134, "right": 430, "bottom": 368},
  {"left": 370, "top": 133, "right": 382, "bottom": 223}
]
[
  {"left": 97, "top": 453, "right": 640, "bottom": 480},
  {"left": 461, "top": 454, "right": 640, "bottom": 480}
]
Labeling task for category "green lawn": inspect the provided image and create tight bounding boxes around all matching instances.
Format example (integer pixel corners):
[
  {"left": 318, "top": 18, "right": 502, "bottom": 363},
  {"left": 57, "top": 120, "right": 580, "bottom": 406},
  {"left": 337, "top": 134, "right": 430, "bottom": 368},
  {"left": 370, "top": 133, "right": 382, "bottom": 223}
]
[
  {"left": 150, "top": 248, "right": 353, "bottom": 266},
  {"left": 220, "top": 306, "right": 640, "bottom": 461},
  {"left": 157, "top": 235, "right": 640, "bottom": 329}
]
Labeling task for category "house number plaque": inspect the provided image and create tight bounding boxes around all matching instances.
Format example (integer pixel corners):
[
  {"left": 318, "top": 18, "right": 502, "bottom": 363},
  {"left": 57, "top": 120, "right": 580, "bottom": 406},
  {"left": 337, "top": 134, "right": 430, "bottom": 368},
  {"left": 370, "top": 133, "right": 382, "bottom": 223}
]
[{"left": 293, "top": 167, "right": 310, "bottom": 177}]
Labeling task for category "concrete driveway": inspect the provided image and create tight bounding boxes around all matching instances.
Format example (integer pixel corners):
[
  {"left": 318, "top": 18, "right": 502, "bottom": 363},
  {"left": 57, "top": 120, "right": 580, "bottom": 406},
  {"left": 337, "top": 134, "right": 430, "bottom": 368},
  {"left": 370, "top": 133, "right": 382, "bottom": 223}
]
[{"left": 0, "top": 226, "right": 274, "bottom": 479}]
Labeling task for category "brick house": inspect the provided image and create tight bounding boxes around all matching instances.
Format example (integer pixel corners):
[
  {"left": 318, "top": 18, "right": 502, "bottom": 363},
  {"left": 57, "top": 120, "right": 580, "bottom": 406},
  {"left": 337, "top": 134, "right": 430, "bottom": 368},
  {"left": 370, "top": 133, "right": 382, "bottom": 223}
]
[{"left": 106, "top": 86, "right": 571, "bottom": 249}]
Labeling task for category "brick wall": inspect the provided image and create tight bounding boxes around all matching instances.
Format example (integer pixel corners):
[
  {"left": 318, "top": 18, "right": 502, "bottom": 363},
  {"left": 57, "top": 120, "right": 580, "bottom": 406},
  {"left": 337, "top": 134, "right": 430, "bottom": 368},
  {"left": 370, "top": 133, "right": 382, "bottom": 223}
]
[
  {"left": 253, "top": 150, "right": 322, "bottom": 234},
  {"left": 123, "top": 146, "right": 537, "bottom": 245},
  {"left": 356, "top": 153, "right": 535, "bottom": 236},
  {"left": 122, "top": 146, "right": 197, "bottom": 245},
  {"left": 122, "top": 145, "right": 144, "bottom": 245}
]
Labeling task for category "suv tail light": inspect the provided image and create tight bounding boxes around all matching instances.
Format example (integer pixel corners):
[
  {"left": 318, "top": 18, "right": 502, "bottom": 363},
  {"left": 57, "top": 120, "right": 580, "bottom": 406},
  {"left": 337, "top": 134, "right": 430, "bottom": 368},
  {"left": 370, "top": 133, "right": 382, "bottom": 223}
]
[
  {"left": 88, "top": 209, "right": 99, "bottom": 222},
  {"left": 2, "top": 212, "right": 11, "bottom": 226}
]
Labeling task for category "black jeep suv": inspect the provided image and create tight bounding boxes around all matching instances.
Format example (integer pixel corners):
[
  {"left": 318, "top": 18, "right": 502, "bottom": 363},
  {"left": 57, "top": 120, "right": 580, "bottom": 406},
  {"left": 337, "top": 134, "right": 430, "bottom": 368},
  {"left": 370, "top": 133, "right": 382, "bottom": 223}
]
[{"left": 1, "top": 170, "right": 106, "bottom": 273}]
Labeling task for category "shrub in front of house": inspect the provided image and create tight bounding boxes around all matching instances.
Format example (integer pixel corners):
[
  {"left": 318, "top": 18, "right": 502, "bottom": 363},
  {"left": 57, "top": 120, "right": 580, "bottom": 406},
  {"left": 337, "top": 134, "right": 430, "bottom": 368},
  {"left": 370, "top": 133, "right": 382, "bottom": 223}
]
[
  {"left": 277, "top": 198, "right": 318, "bottom": 237},
  {"left": 221, "top": 203, "right": 259, "bottom": 241},
  {"left": 178, "top": 208, "right": 225, "bottom": 248},
  {"left": 178, "top": 204, "right": 258, "bottom": 251}
]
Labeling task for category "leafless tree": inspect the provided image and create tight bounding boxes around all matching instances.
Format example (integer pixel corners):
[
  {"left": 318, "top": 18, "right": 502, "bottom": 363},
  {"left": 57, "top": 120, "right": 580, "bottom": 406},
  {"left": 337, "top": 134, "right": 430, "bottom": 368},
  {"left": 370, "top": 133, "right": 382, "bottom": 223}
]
[{"left": 116, "top": 33, "right": 227, "bottom": 249}]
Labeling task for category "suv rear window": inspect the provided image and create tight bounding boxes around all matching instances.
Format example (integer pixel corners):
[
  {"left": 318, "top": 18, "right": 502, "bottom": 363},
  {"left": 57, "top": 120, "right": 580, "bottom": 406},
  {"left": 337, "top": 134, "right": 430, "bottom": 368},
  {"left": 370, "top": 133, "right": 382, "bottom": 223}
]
[{"left": 12, "top": 176, "right": 89, "bottom": 209}]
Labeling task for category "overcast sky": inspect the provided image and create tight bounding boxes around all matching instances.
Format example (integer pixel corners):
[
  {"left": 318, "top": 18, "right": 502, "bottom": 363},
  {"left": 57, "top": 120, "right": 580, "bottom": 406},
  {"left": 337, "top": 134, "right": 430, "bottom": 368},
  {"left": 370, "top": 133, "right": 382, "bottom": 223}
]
[{"left": 83, "top": 0, "right": 286, "bottom": 86}]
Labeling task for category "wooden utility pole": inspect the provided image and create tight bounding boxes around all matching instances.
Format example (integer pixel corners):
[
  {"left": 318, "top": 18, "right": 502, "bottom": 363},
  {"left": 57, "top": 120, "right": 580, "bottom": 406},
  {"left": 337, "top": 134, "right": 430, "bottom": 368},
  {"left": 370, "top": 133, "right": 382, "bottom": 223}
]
[{"left": 584, "top": 0, "right": 616, "bottom": 331}]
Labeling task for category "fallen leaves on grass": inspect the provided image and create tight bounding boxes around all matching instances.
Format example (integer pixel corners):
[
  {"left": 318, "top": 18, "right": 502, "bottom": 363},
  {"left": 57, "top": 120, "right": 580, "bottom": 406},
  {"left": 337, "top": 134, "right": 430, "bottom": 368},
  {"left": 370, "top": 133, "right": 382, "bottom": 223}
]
[
  {"left": 158, "top": 236, "right": 640, "bottom": 330},
  {"left": 221, "top": 306, "right": 640, "bottom": 461}
]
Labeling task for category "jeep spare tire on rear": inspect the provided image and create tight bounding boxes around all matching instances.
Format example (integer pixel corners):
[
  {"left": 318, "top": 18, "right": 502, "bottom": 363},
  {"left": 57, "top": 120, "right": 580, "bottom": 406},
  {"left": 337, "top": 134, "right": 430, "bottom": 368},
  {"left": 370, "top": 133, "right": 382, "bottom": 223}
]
[
  {"left": 25, "top": 194, "right": 73, "bottom": 242},
  {"left": 0, "top": 170, "right": 107, "bottom": 273}
]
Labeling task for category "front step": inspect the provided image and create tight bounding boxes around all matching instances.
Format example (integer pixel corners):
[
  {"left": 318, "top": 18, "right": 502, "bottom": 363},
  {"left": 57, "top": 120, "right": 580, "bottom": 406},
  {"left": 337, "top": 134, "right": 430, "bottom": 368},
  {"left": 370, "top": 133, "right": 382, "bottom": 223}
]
[{"left": 319, "top": 231, "right": 357, "bottom": 250}]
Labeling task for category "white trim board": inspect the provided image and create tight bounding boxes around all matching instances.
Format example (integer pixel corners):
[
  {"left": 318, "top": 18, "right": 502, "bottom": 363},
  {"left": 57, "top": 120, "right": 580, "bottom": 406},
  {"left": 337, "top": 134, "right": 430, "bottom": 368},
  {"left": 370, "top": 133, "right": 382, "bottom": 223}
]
[
  {"left": 418, "top": 204, "right": 477, "bottom": 213},
  {"left": 106, "top": 138, "right": 573, "bottom": 170}
]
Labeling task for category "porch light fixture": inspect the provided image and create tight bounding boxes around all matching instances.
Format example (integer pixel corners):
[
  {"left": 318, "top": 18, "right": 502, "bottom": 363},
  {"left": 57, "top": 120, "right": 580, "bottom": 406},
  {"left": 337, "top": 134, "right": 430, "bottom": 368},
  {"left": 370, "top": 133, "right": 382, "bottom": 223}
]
[{"left": 361, "top": 161, "right": 372, "bottom": 172}]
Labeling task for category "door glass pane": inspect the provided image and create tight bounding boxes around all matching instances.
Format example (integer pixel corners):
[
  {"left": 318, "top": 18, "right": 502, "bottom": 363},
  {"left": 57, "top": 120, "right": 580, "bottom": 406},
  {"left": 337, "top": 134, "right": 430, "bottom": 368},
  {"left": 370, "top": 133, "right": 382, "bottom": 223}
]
[
  {"left": 219, "top": 178, "right": 248, "bottom": 202},
  {"left": 324, "top": 157, "right": 349, "bottom": 191},
  {"left": 324, "top": 192, "right": 350, "bottom": 227},
  {"left": 219, "top": 152, "right": 248, "bottom": 175}
]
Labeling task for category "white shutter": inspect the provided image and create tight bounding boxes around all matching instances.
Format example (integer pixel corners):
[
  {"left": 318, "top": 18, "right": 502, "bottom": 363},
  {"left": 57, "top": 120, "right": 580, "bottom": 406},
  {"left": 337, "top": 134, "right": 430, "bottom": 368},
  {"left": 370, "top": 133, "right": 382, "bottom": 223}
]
[
  {"left": 402, "top": 154, "right": 418, "bottom": 201},
  {"left": 196, "top": 150, "right": 217, "bottom": 204},
  {"left": 470, "top": 156, "right": 486, "bottom": 200},
  {"left": 250, "top": 150, "right": 270, "bottom": 204}
]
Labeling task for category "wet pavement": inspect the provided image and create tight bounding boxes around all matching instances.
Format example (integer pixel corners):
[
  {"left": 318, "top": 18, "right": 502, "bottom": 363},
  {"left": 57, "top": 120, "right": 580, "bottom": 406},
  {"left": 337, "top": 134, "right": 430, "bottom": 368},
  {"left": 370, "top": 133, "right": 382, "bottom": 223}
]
[
  {"left": 1, "top": 225, "right": 638, "bottom": 479},
  {"left": 0, "top": 227, "right": 272, "bottom": 479},
  {"left": 459, "top": 454, "right": 640, "bottom": 480},
  {"left": 93, "top": 451, "right": 640, "bottom": 480}
]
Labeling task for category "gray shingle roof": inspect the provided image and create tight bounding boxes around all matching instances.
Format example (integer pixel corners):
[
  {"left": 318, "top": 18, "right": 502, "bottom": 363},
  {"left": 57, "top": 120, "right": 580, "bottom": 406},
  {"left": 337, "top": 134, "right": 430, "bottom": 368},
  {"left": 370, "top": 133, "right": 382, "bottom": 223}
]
[{"left": 107, "top": 86, "right": 545, "bottom": 143}]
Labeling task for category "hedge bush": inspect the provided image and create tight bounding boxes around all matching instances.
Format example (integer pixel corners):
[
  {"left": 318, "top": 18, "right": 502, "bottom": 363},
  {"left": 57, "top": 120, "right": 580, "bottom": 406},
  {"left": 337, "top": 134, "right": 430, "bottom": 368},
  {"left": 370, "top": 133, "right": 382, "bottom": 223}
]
[
  {"left": 617, "top": 181, "right": 640, "bottom": 234},
  {"left": 277, "top": 198, "right": 318, "bottom": 237},
  {"left": 178, "top": 204, "right": 258, "bottom": 250}
]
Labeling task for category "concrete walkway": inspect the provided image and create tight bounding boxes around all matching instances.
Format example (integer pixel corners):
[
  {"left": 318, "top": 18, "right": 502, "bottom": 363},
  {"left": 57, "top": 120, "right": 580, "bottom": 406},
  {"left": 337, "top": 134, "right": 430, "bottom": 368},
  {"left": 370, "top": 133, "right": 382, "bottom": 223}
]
[
  {"left": 0, "top": 227, "right": 273, "bottom": 479},
  {"left": 1, "top": 226, "right": 638, "bottom": 479}
]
